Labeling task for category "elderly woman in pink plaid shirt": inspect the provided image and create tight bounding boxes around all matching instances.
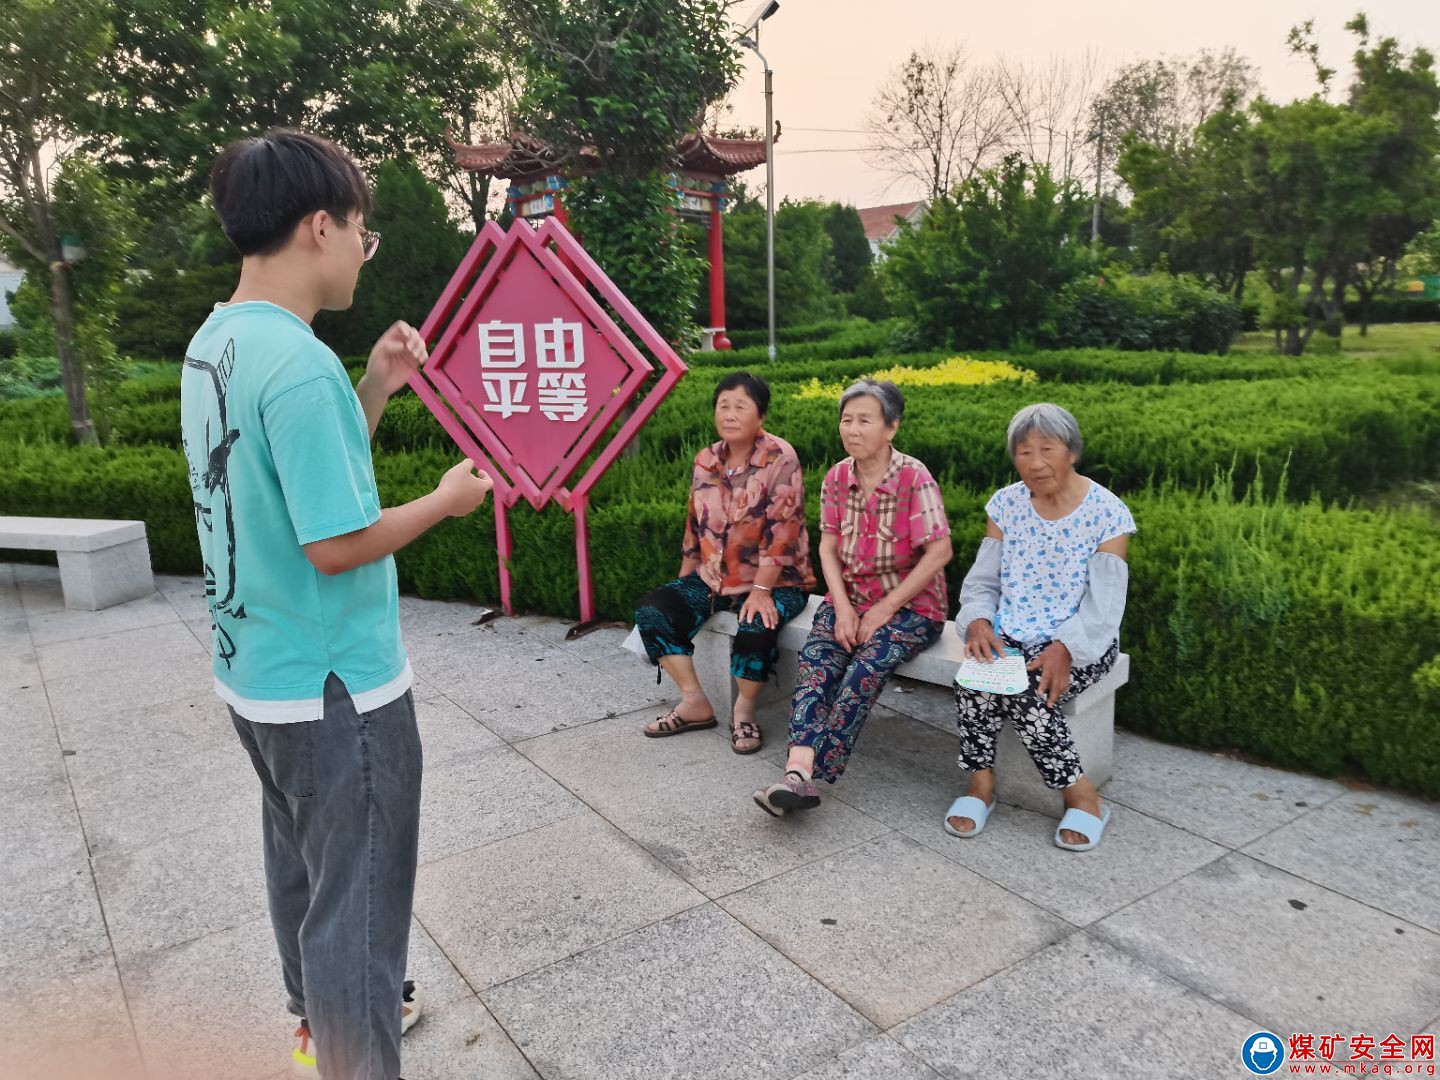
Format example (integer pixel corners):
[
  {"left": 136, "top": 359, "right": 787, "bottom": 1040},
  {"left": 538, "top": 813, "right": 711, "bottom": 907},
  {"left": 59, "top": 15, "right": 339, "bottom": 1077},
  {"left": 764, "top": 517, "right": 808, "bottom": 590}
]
[{"left": 755, "top": 379, "right": 954, "bottom": 816}]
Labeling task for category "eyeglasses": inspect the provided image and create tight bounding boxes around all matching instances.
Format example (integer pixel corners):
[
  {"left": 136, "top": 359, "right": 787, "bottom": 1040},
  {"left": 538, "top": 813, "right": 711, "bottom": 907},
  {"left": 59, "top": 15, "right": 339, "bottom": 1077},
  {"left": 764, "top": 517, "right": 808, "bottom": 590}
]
[{"left": 335, "top": 216, "right": 382, "bottom": 261}]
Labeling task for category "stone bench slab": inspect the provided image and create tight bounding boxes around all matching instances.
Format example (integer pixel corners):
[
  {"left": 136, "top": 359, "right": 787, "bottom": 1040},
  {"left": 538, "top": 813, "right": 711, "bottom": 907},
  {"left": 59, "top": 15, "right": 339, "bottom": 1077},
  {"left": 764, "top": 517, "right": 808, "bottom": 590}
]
[
  {"left": 690, "top": 594, "right": 1128, "bottom": 818},
  {"left": 0, "top": 516, "right": 155, "bottom": 611}
]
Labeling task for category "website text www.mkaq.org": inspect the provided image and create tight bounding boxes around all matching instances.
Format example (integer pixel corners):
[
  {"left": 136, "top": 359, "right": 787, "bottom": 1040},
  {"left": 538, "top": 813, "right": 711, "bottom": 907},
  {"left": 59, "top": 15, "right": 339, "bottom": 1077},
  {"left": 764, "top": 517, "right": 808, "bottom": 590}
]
[{"left": 1286, "top": 1065, "right": 1437, "bottom": 1075}]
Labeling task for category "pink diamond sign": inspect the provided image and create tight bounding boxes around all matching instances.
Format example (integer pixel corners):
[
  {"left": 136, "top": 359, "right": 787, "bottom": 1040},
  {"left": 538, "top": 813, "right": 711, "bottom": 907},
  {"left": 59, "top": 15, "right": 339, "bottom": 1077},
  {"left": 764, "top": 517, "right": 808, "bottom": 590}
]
[{"left": 410, "top": 217, "right": 688, "bottom": 624}]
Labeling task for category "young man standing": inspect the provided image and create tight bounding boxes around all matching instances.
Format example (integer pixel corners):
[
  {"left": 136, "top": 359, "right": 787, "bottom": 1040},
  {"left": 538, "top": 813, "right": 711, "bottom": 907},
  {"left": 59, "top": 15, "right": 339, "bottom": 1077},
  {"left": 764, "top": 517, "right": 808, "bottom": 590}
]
[{"left": 181, "top": 128, "right": 492, "bottom": 1080}]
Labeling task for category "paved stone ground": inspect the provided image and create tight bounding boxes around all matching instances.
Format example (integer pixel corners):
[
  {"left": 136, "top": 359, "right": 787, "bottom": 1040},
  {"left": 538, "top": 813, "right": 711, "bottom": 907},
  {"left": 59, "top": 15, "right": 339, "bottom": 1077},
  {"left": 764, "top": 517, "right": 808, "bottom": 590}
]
[{"left": 3, "top": 561, "right": 1437, "bottom": 1080}]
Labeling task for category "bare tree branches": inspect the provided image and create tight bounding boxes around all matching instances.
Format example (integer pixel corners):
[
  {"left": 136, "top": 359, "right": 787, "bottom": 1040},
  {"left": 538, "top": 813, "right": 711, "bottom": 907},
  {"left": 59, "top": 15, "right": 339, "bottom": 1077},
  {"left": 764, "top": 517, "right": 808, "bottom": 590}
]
[
  {"left": 994, "top": 50, "right": 1105, "bottom": 185},
  {"left": 865, "top": 45, "right": 1015, "bottom": 203}
]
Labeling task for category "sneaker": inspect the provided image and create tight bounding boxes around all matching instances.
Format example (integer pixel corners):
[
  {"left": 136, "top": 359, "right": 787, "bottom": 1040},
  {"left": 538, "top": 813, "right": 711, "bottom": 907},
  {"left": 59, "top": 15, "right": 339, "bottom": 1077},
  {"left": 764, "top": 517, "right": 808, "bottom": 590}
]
[
  {"left": 753, "top": 771, "right": 820, "bottom": 816},
  {"left": 290, "top": 1022, "right": 317, "bottom": 1077},
  {"left": 401, "top": 979, "right": 424, "bottom": 1034},
  {"left": 288, "top": 981, "right": 424, "bottom": 1076}
]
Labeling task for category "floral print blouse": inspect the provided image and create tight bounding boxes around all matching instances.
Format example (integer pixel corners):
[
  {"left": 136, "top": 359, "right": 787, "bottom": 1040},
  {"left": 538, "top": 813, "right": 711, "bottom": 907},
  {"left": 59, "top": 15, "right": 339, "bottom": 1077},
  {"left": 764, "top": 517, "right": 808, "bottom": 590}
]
[
  {"left": 682, "top": 432, "right": 815, "bottom": 596},
  {"left": 819, "top": 450, "right": 951, "bottom": 623},
  {"left": 987, "top": 479, "right": 1136, "bottom": 646}
]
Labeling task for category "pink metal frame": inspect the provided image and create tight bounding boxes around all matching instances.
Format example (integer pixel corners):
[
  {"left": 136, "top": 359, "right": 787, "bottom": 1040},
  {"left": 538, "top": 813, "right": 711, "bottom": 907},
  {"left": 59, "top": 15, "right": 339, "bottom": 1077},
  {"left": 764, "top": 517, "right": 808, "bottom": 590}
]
[{"left": 410, "top": 218, "right": 688, "bottom": 622}]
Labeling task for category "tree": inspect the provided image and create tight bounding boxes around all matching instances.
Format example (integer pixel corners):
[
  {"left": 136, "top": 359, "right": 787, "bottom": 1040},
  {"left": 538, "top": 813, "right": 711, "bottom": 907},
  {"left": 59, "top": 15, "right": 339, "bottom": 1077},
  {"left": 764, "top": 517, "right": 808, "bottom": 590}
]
[
  {"left": 821, "top": 204, "right": 872, "bottom": 295},
  {"left": 1399, "top": 221, "right": 1440, "bottom": 278},
  {"left": 314, "top": 161, "right": 469, "bottom": 355},
  {"left": 880, "top": 155, "right": 1092, "bottom": 349},
  {"left": 503, "top": 0, "right": 741, "bottom": 346},
  {"left": 1245, "top": 18, "right": 1440, "bottom": 352},
  {"left": 0, "top": 0, "right": 117, "bottom": 444},
  {"left": 866, "top": 45, "right": 1014, "bottom": 204},
  {"left": 1338, "top": 15, "right": 1440, "bottom": 335},
  {"left": 95, "top": 0, "right": 502, "bottom": 228},
  {"left": 721, "top": 199, "right": 842, "bottom": 330},
  {"left": 995, "top": 51, "right": 1105, "bottom": 185},
  {"left": 1119, "top": 93, "right": 1256, "bottom": 300},
  {"left": 1090, "top": 49, "right": 1258, "bottom": 183}
]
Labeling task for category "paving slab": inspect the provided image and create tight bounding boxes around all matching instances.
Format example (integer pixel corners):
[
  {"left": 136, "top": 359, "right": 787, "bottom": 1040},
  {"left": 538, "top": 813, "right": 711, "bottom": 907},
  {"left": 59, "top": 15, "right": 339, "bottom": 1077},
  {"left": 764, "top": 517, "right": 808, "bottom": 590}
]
[
  {"left": 35, "top": 619, "right": 206, "bottom": 683},
  {"left": 66, "top": 734, "right": 259, "bottom": 859},
  {"left": 0, "top": 850, "right": 107, "bottom": 971},
  {"left": 719, "top": 832, "right": 1069, "bottom": 1027},
  {"left": 416, "top": 812, "right": 704, "bottom": 991},
  {"left": 1090, "top": 852, "right": 1440, "bottom": 1036},
  {"left": 893, "top": 932, "right": 1257, "bottom": 1080},
  {"left": 910, "top": 796, "right": 1227, "bottom": 928},
  {"left": 1242, "top": 789, "right": 1440, "bottom": 934},
  {"left": 418, "top": 745, "right": 585, "bottom": 865},
  {"left": 0, "top": 950, "right": 144, "bottom": 1080},
  {"left": 412, "top": 690, "right": 506, "bottom": 767},
  {"left": 398, "top": 993, "right": 541, "bottom": 1080},
  {"left": 786, "top": 1036, "right": 942, "bottom": 1080},
  {"left": 26, "top": 588, "right": 179, "bottom": 646},
  {"left": 481, "top": 904, "right": 875, "bottom": 1080},
  {"left": 95, "top": 821, "right": 268, "bottom": 959},
  {"left": 598, "top": 755, "right": 892, "bottom": 898},
  {"left": 121, "top": 913, "right": 469, "bottom": 1080},
  {"left": 513, "top": 706, "right": 748, "bottom": 814},
  {"left": 1104, "top": 730, "right": 1349, "bottom": 848}
]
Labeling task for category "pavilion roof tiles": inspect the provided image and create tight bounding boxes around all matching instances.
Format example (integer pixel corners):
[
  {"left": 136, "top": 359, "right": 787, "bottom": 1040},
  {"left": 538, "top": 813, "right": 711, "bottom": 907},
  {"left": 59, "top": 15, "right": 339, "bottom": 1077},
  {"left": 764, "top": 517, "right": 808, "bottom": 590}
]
[{"left": 448, "top": 128, "right": 772, "bottom": 181}]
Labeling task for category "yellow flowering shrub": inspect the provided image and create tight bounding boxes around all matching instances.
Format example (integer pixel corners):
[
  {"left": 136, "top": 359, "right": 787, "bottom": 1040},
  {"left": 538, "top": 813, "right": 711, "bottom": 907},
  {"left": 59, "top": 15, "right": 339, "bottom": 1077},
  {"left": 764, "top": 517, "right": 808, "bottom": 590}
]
[{"left": 795, "top": 357, "right": 1038, "bottom": 399}]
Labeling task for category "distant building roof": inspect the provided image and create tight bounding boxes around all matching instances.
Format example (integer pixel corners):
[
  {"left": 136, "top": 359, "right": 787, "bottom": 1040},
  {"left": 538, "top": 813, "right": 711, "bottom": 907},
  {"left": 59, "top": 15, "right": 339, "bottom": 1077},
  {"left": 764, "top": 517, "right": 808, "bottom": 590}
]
[{"left": 858, "top": 201, "right": 926, "bottom": 244}]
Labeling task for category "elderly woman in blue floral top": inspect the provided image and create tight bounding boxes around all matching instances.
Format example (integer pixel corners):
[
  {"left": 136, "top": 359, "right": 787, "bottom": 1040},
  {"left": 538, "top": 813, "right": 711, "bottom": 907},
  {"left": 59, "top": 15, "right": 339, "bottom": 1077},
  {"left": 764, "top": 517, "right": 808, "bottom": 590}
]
[{"left": 946, "top": 403, "right": 1136, "bottom": 851}]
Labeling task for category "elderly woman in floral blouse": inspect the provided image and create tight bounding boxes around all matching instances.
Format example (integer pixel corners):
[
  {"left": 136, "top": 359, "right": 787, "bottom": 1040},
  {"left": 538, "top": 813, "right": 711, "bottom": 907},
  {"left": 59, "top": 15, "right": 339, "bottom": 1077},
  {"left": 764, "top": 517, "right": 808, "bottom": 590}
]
[
  {"left": 945, "top": 403, "right": 1135, "bottom": 851},
  {"left": 636, "top": 372, "right": 815, "bottom": 753},
  {"left": 754, "top": 379, "right": 953, "bottom": 815}
]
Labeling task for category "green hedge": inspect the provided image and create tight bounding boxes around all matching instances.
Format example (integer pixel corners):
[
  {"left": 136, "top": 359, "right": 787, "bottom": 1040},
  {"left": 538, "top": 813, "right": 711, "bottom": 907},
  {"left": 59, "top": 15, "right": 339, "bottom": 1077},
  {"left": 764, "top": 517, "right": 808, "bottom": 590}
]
[
  {"left": 1123, "top": 480, "right": 1440, "bottom": 797},
  {"left": 1051, "top": 274, "right": 1244, "bottom": 355},
  {"left": 724, "top": 318, "right": 882, "bottom": 351},
  {"left": 4, "top": 329, "right": 1439, "bottom": 796},
  {"left": 1343, "top": 296, "right": 1440, "bottom": 324},
  {"left": 3, "top": 423, "right": 1439, "bottom": 796},
  {"left": 12, "top": 354, "right": 1436, "bottom": 513}
]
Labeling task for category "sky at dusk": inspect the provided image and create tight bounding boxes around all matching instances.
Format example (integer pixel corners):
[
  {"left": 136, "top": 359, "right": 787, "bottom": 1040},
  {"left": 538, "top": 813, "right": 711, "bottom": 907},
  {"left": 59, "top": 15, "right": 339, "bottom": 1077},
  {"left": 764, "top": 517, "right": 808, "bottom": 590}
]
[{"left": 719, "top": 0, "right": 1438, "bottom": 208}]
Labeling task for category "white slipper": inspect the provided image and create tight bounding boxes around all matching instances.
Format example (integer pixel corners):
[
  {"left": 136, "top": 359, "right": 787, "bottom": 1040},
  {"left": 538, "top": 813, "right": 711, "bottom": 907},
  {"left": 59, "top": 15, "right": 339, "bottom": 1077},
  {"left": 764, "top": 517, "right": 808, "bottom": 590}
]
[
  {"left": 1055, "top": 805, "right": 1111, "bottom": 851},
  {"left": 943, "top": 795, "right": 995, "bottom": 838}
]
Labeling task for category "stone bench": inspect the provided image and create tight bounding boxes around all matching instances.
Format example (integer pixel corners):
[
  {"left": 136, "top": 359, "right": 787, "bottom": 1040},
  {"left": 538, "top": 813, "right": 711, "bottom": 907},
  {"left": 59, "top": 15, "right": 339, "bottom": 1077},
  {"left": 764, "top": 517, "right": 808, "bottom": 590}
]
[
  {"left": 0, "top": 516, "right": 156, "bottom": 611},
  {"left": 687, "top": 593, "right": 1128, "bottom": 818}
]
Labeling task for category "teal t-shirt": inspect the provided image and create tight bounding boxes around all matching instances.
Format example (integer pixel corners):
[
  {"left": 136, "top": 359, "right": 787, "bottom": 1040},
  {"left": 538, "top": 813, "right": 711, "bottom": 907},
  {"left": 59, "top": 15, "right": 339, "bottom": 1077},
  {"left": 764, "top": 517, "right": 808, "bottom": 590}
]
[{"left": 180, "top": 301, "right": 408, "bottom": 722}]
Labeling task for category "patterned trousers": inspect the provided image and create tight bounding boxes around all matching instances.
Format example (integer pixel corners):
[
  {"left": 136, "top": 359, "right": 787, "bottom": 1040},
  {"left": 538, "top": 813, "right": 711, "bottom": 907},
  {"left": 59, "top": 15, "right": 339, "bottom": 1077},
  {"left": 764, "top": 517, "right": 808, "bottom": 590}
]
[
  {"left": 953, "top": 634, "right": 1118, "bottom": 789},
  {"left": 789, "top": 602, "right": 944, "bottom": 782},
  {"left": 634, "top": 572, "right": 810, "bottom": 683}
]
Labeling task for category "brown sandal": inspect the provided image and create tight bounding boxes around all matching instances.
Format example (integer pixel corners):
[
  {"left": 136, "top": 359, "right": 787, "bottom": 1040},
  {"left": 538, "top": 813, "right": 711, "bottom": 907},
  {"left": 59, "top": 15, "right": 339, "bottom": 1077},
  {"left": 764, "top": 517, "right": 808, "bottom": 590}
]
[
  {"left": 644, "top": 706, "right": 717, "bottom": 738},
  {"left": 730, "top": 720, "right": 763, "bottom": 755}
]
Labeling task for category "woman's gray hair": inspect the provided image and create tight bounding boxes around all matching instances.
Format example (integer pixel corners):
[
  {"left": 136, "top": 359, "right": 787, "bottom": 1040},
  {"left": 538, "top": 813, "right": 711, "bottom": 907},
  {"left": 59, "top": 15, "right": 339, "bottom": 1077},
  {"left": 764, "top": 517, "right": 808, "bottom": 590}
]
[
  {"left": 838, "top": 379, "right": 905, "bottom": 426},
  {"left": 1007, "top": 403, "right": 1083, "bottom": 459}
]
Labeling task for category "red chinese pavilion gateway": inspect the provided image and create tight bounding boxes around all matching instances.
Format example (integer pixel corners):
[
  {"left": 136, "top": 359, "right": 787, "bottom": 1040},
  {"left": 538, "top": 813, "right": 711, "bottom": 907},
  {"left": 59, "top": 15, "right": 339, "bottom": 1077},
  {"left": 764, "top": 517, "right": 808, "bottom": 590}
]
[{"left": 449, "top": 127, "right": 773, "bottom": 351}]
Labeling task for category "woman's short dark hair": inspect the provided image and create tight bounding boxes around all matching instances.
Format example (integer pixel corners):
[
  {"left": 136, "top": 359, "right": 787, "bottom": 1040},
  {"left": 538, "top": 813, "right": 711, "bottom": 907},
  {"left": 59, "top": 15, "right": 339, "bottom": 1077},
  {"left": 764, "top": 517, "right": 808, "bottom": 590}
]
[
  {"left": 210, "top": 128, "right": 373, "bottom": 257},
  {"left": 712, "top": 371, "right": 771, "bottom": 416}
]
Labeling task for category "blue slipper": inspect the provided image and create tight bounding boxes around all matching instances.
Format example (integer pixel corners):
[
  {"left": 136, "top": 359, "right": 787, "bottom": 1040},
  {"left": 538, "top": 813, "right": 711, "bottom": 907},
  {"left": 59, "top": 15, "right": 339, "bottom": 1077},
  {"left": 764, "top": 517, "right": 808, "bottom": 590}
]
[
  {"left": 1055, "top": 805, "right": 1111, "bottom": 851},
  {"left": 943, "top": 795, "right": 994, "bottom": 838}
]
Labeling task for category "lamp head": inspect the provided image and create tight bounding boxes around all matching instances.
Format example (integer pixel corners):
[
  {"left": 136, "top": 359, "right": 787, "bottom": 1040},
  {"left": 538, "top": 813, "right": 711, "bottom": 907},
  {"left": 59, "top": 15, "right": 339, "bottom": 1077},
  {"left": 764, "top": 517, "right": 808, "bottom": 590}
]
[{"left": 740, "top": 0, "right": 779, "bottom": 34}]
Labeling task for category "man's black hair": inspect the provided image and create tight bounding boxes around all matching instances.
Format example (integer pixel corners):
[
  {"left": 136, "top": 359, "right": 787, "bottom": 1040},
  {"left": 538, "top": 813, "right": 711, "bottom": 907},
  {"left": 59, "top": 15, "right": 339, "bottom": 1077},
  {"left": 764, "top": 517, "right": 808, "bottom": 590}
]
[
  {"left": 209, "top": 128, "right": 373, "bottom": 257},
  {"left": 712, "top": 371, "right": 771, "bottom": 417}
]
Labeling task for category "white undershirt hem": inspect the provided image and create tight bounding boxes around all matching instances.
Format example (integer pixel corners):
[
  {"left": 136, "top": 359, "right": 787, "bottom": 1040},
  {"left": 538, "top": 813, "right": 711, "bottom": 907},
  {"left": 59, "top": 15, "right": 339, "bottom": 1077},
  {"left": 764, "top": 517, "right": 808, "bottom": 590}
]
[{"left": 217, "top": 661, "right": 414, "bottom": 724}]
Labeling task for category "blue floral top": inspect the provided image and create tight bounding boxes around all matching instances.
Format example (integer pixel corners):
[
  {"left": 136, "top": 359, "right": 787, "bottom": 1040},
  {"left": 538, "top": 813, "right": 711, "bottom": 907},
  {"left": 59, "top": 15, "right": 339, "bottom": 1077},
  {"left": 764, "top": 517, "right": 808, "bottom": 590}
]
[{"left": 987, "top": 479, "right": 1136, "bottom": 646}]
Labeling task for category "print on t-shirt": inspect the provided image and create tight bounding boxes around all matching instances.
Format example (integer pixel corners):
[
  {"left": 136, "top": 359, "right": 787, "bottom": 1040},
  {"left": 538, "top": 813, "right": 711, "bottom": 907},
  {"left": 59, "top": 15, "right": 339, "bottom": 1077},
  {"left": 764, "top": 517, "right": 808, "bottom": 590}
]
[{"left": 183, "top": 338, "right": 247, "bottom": 669}]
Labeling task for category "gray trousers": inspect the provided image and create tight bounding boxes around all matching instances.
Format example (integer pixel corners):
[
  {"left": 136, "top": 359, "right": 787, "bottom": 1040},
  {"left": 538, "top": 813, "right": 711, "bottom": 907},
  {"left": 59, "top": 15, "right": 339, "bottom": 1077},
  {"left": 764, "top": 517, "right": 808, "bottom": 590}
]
[{"left": 229, "top": 673, "right": 422, "bottom": 1080}]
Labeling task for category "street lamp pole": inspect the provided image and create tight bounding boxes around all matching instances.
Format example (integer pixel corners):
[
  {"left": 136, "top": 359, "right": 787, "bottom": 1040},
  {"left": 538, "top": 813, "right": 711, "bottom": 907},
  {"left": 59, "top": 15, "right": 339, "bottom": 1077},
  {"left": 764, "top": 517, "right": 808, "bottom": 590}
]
[
  {"left": 740, "top": 35, "right": 776, "bottom": 361},
  {"left": 739, "top": 1, "right": 780, "bottom": 361},
  {"left": 1086, "top": 128, "right": 1103, "bottom": 247}
]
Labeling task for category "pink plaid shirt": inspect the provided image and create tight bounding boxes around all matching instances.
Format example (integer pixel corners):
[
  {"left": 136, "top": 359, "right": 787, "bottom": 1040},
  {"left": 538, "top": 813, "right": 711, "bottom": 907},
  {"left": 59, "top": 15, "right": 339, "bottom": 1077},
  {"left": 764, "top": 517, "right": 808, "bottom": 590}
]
[{"left": 820, "top": 450, "right": 951, "bottom": 623}]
